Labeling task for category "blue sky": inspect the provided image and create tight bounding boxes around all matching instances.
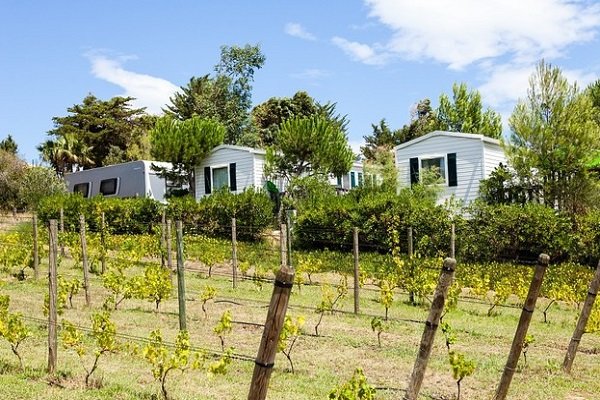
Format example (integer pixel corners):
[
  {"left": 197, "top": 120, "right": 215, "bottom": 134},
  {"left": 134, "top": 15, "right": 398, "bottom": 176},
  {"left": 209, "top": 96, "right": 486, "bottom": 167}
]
[{"left": 2, "top": 0, "right": 600, "bottom": 163}]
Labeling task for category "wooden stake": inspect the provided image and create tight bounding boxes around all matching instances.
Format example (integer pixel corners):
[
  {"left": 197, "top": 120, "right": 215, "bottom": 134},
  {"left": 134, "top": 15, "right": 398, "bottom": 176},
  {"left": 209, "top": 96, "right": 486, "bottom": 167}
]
[
  {"left": 248, "top": 265, "right": 295, "bottom": 400},
  {"left": 176, "top": 221, "right": 187, "bottom": 331},
  {"left": 166, "top": 219, "right": 173, "bottom": 270},
  {"left": 408, "top": 227, "right": 415, "bottom": 305},
  {"left": 353, "top": 227, "right": 360, "bottom": 314},
  {"left": 280, "top": 224, "right": 287, "bottom": 267},
  {"left": 494, "top": 254, "right": 549, "bottom": 400},
  {"left": 33, "top": 214, "right": 39, "bottom": 280},
  {"left": 408, "top": 226, "right": 413, "bottom": 258},
  {"left": 160, "top": 210, "right": 166, "bottom": 268},
  {"left": 79, "top": 214, "right": 91, "bottom": 307},
  {"left": 450, "top": 223, "right": 456, "bottom": 258},
  {"left": 47, "top": 220, "right": 58, "bottom": 374},
  {"left": 563, "top": 259, "right": 600, "bottom": 373},
  {"left": 232, "top": 218, "right": 238, "bottom": 289},
  {"left": 100, "top": 212, "right": 106, "bottom": 275},
  {"left": 404, "top": 257, "right": 456, "bottom": 400}
]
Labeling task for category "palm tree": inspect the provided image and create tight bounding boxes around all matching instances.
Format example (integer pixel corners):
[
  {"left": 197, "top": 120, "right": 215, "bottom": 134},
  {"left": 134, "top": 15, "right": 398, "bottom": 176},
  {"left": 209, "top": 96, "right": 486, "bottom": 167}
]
[{"left": 38, "top": 134, "right": 94, "bottom": 175}]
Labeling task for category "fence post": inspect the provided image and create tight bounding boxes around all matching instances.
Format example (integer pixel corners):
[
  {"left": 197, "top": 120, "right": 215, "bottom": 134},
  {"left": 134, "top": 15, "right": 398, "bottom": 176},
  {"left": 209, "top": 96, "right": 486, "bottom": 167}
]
[
  {"left": 248, "top": 264, "right": 295, "bottom": 400},
  {"left": 33, "top": 214, "right": 39, "bottom": 280},
  {"left": 450, "top": 223, "right": 456, "bottom": 258},
  {"left": 563, "top": 259, "right": 600, "bottom": 373},
  {"left": 59, "top": 207, "right": 65, "bottom": 256},
  {"left": 353, "top": 227, "right": 360, "bottom": 314},
  {"left": 280, "top": 224, "right": 287, "bottom": 267},
  {"left": 404, "top": 257, "right": 456, "bottom": 400},
  {"left": 100, "top": 212, "right": 107, "bottom": 274},
  {"left": 47, "top": 220, "right": 58, "bottom": 374},
  {"left": 79, "top": 214, "right": 91, "bottom": 307},
  {"left": 175, "top": 221, "right": 187, "bottom": 331},
  {"left": 232, "top": 218, "right": 238, "bottom": 289},
  {"left": 286, "top": 210, "right": 295, "bottom": 267},
  {"left": 160, "top": 210, "right": 166, "bottom": 268},
  {"left": 494, "top": 254, "right": 549, "bottom": 400},
  {"left": 166, "top": 219, "right": 173, "bottom": 270}
]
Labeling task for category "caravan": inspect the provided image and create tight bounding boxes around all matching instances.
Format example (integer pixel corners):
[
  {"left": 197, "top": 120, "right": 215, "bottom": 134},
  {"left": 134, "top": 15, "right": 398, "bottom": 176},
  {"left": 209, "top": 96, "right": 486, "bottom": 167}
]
[{"left": 64, "top": 160, "right": 174, "bottom": 202}]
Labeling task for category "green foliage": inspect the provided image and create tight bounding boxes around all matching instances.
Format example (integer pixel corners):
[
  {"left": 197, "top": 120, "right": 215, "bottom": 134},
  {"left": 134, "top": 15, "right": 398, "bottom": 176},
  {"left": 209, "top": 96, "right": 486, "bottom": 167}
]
[
  {"left": 328, "top": 368, "right": 376, "bottom": 400},
  {"left": 436, "top": 82, "right": 502, "bottom": 138},
  {"left": 61, "top": 312, "right": 119, "bottom": 387},
  {"left": 522, "top": 334, "right": 535, "bottom": 367},
  {"left": 19, "top": 166, "right": 67, "bottom": 210},
  {"left": 0, "top": 295, "right": 30, "bottom": 370},
  {"left": 265, "top": 115, "right": 354, "bottom": 184},
  {"left": 44, "top": 275, "right": 70, "bottom": 316},
  {"left": 441, "top": 321, "right": 457, "bottom": 351},
  {"left": 278, "top": 315, "right": 305, "bottom": 373},
  {"left": 0, "top": 150, "right": 27, "bottom": 210},
  {"left": 507, "top": 60, "right": 600, "bottom": 214},
  {"left": 214, "top": 310, "right": 233, "bottom": 351},
  {"left": 200, "top": 285, "right": 217, "bottom": 319},
  {"left": 448, "top": 351, "right": 476, "bottom": 400},
  {"left": 0, "top": 134, "right": 18, "bottom": 154},
  {"left": 315, "top": 277, "right": 348, "bottom": 336},
  {"left": 139, "top": 264, "right": 173, "bottom": 311},
  {"left": 370, "top": 317, "right": 388, "bottom": 347}
]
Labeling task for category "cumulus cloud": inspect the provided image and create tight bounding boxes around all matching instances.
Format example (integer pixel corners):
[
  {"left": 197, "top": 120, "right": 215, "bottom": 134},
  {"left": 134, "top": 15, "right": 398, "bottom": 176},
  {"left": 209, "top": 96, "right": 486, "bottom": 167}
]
[
  {"left": 86, "top": 53, "right": 179, "bottom": 114},
  {"left": 363, "top": 0, "right": 600, "bottom": 69},
  {"left": 331, "top": 36, "right": 389, "bottom": 65},
  {"left": 285, "top": 22, "right": 316, "bottom": 41}
]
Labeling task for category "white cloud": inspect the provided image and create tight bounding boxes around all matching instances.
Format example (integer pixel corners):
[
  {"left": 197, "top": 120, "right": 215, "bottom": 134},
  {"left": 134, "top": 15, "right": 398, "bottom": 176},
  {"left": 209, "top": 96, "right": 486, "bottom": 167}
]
[
  {"left": 86, "top": 53, "right": 179, "bottom": 114},
  {"left": 285, "top": 22, "right": 316, "bottom": 41},
  {"left": 363, "top": 0, "right": 600, "bottom": 69},
  {"left": 331, "top": 36, "right": 389, "bottom": 65}
]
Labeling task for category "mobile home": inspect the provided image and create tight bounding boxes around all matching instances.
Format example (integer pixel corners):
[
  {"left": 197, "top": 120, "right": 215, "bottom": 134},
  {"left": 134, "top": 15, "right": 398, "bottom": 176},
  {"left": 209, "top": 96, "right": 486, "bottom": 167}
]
[{"left": 64, "top": 160, "right": 174, "bottom": 202}]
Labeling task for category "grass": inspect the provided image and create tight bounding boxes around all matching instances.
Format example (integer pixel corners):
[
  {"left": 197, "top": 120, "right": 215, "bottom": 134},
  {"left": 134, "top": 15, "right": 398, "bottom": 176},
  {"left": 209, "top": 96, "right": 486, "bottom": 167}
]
[{"left": 1, "top": 229, "right": 600, "bottom": 399}]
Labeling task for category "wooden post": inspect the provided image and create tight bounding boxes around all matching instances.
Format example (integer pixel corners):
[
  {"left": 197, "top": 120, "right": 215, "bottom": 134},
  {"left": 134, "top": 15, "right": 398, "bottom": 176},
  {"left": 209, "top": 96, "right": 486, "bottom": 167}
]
[
  {"left": 232, "top": 218, "right": 238, "bottom": 289},
  {"left": 450, "top": 223, "right": 456, "bottom": 258},
  {"left": 408, "top": 226, "right": 413, "bottom": 258},
  {"left": 353, "top": 227, "right": 360, "bottom": 314},
  {"left": 166, "top": 219, "right": 173, "bottom": 270},
  {"left": 248, "top": 265, "right": 295, "bottom": 400},
  {"left": 79, "top": 214, "right": 91, "bottom": 307},
  {"left": 175, "top": 221, "right": 187, "bottom": 331},
  {"left": 404, "top": 258, "right": 456, "bottom": 400},
  {"left": 286, "top": 210, "right": 295, "bottom": 267},
  {"left": 32, "top": 214, "right": 39, "bottom": 280},
  {"left": 494, "top": 254, "right": 549, "bottom": 400},
  {"left": 160, "top": 210, "right": 166, "bottom": 268},
  {"left": 563, "top": 259, "right": 600, "bottom": 373},
  {"left": 59, "top": 207, "right": 65, "bottom": 256},
  {"left": 280, "top": 224, "right": 287, "bottom": 267},
  {"left": 47, "top": 220, "right": 58, "bottom": 374}
]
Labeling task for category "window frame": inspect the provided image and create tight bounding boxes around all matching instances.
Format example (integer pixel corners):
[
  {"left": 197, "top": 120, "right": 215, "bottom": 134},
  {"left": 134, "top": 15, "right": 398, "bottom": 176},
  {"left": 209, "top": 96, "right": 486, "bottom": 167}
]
[
  {"left": 99, "top": 178, "right": 119, "bottom": 196},
  {"left": 210, "top": 164, "right": 230, "bottom": 191},
  {"left": 419, "top": 155, "right": 448, "bottom": 185},
  {"left": 73, "top": 182, "right": 91, "bottom": 198}
]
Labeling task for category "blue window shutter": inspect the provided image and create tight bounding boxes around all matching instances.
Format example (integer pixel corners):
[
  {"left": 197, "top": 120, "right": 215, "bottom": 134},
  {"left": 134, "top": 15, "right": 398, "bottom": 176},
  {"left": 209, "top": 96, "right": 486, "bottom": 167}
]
[
  {"left": 409, "top": 158, "right": 419, "bottom": 185},
  {"left": 447, "top": 153, "right": 457, "bottom": 187},
  {"left": 204, "top": 167, "right": 211, "bottom": 194},
  {"left": 229, "top": 163, "right": 237, "bottom": 191}
]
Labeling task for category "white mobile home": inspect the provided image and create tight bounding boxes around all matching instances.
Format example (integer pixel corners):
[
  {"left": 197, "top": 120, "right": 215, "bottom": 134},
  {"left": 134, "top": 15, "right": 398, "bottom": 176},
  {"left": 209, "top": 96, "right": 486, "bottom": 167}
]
[
  {"left": 64, "top": 160, "right": 174, "bottom": 202},
  {"left": 330, "top": 160, "right": 365, "bottom": 191},
  {"left": 394, "top": 131, "right": 506, "bottom": 204}
]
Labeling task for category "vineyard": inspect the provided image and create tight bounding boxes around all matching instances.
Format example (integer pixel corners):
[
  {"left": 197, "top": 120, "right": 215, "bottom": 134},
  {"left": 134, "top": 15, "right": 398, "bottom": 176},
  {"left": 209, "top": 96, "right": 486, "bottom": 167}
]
[{"left": 1, "top": 213, "right": 600, "bottom": 400}]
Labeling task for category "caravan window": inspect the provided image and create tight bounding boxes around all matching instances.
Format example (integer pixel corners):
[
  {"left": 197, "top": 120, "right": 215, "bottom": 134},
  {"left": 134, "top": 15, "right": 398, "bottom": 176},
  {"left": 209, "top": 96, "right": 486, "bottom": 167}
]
[
  {"left": 100, "top": 178, "right": 118, "bottom": 196},
  {"left": 73, "top": 183, "right": 90, "bottom": 198},
  {"left": 420, "top": 157, "right": 446, "bottom": 183},
  {"left": 212, "top": 166, "right": 229, "bottom": 190}
]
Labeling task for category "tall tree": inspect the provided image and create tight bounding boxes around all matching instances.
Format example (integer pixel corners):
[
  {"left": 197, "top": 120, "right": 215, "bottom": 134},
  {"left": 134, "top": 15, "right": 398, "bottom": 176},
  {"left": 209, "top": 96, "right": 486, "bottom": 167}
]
[
  {"left": 165, "top": 44, "right": 265, "bottom": 145},
  {"left": 265, "top": 116, "right": 354, "bottom": 183},
  {"left": 436, "top": 83, "right": 502, "bottom": 138},
  {"left": 507, "top": 60, "right": 600, "bottom": 213},
  {"left": 0, "top": 150, "right": 26, "bottom": 211},
  {"left": 44, "top": 95, "right": 152, "bottom": 169},
  {"left": 150, "top": 116, "right": 226, "bottom": 195},
  {"left": 37, "top": 134, "right": 93, "bottom": 175},
  {"left": 0, "top": 135, "right": 18, "bottom": 155}
]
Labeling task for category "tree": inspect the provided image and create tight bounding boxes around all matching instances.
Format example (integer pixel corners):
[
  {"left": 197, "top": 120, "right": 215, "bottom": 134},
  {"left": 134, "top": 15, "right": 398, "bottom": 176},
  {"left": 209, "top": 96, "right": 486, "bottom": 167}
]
[
  {"left": 507, "top": 60, "right": 600, "bottom": 213},
  {"left": 165, "top": 44, "right": 265, "bottom": 145},
  {"left": 38, "top": 133, "right": 92, "bottom": 175},
  {"left": 0, "top": 150, "right": 27, "bottom": 211},
  {"left": 44, "top": 95, "right": 152, "bottom": 169},
  {"left": 436, "top": 83, "right": 502, "bottom": 138},
  {"left": 150, "top": 115, "right": 225, "bottom": 195},
  {"left": 0, "top": 135, "right": 18, "bottom": 155},
  {"left": 19, "top": 166, "right": 66, "bottom": 209},
  {"left": 361, "top": 119, "right": 401, "bottom": 161},
  {"left": 265, "top": 116, "right": 354, "bottom": 184}
]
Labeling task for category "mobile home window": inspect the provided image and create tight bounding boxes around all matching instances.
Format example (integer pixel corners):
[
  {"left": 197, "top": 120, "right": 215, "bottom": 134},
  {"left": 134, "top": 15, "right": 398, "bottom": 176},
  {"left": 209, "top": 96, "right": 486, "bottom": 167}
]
[
  {"left": 350, "top": 172, "right": 356, "bottom": 188},
  {"left": 420, "top": 157, "right": 446, "bottom": 183},
  {"left": 212, "top": 166, "right": 229, "bottom": 190},
  {"left": 73, "top": 182, "right": 90, "bottom": 198},
  {"left": 100, "top": 178, "right": 118, "bottom": 196},
  {"left": 358, "top": 172, "right": 363, "bottom": 186}
]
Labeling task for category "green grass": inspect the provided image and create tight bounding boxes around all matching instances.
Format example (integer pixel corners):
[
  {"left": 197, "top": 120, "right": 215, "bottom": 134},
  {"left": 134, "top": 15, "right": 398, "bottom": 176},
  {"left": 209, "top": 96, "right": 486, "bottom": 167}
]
[{"left": 1, "top": 230, "right": 600, "bottom": 399}]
